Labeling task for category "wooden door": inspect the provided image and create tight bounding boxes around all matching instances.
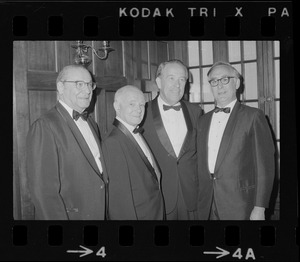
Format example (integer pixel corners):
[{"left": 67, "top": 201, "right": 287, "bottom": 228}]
[{"left": 13, "top": 41, "right": 73, "bottom": 220}]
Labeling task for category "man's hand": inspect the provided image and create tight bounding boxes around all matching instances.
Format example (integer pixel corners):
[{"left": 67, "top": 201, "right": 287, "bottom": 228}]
[{"left": 250, "top": 206, "right": 265, "bottom": 220}]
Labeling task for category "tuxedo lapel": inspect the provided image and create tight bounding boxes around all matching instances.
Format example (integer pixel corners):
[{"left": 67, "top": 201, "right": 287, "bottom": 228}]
[
  {"left": 113, "top": 119, "right": 159, "bottom": 182},
  {"left": 202, "top": 112, "right": 214, "bottom": 175},
  {"left": 55, "top": 103, "right": 103, "bottom": 178},
  {"left": 142, "top": 136, "right": 162, "bottom": 183},
  {"left": 151, "top": 98, "right": 176, "bottom": 158},
  {"left": 177, "top": 101, "right": 193, "bottom": 160},
  {"left": 214, "top": 102, "right": 240, "bottom": 174},
  {"left": 87, "top": 117, "right": 101, "bottom": 149},
  {"left": 87, "top": 118, "right": 109, "bottom": 182}
]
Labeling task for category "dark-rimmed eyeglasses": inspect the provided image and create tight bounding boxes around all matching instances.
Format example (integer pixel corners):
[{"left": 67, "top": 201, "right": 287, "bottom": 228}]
[
  {"left": 62, "top": 81, "right": 96, "bottom": 91},
  {"left": 209, "top": 76, "right": 235, "bottom": 87}
]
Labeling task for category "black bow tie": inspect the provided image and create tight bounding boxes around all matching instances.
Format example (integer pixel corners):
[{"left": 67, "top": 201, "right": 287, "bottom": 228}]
[
  {"left": 133, "top": 126, "right": 144, "bottom": 134},
  {"left": 214, "top": 107, "right": 231, "bottom": 113},
  {"left": 72, "top": 110, "right": 88, "bottom": 121},
  {"left": 163, "top": 104, "right": 181, "bottom": 111}
]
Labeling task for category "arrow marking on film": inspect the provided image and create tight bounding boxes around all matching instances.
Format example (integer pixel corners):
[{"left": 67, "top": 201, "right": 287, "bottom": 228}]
[
  {"left": 67, "top": 245, "right": 93, "bottom": 257},
  {"left": 203, "top": 246, "right": 230, "bottom": 259}
]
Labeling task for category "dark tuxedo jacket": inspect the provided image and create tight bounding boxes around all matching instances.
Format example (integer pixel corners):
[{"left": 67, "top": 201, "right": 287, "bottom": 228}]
[
  {"left": 141, "top": 97, "right": 203, "bottom": 214},
  {"left": 26, "top": 102, "right": 108, "bottom": 220},
  {"left": 102, "top": 119, "right": 165, "bottom": 220},
  {"left": 197, "top": 102, "right": 275, "bottom": 220}
]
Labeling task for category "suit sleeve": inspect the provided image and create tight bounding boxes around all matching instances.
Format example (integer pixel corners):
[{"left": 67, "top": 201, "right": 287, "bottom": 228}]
[
  {"left": 252, "top": 110, "right": 275, "bottom": 207},
  {"left": 187, "top": 102, "right": 203, "bottom": 121},
  {"left": 102, "top": 137, "right": 137, "bottom": 220},
  {"left": 26, "top": 119, "right": 68, "bottom": 220}
]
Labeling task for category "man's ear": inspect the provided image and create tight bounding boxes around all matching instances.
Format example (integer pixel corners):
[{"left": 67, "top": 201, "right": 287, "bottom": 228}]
[
  {"left": 113, "top": 101, "right": 120, "bottom": 113},
  {"left": 235, "top": 78, "right": 240, "bottom": 90},
  {"left": 57, "top": 82, "right": 64, "bottom": 94},
  {"left": 155, "top": 77, "right": 162, "bottom": 90}
]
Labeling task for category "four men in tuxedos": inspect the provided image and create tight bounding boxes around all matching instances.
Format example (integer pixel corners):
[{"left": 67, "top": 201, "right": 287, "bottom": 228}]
[
  {"left": 27, "top": 60, "right": 275, "bottom": 221},
  {"left": 141, "top": 60, "right": 203, "bottom": 220},
  {"left": 26, "top": 65, "right": 108, "bottom": 220},
  {"left": 102, "top": 85, "right": 165, "bottom": 220},
  {"left": 197, "top": 61, "right": 275, "bottom": 220}
]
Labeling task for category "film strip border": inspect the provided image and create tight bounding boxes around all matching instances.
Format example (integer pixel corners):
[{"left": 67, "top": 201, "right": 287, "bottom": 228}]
[
  {"left": 11, "top": 12, "right": 289, "bottom": 38},
  {"left": 8, "top": 222, "right": 299, "bottom": 260},
  {"left": 1, "top": 1, "right": 297, "bottom": 261},
  {"left": 2, "top": 1, "right": 293, "bottom": 39}
]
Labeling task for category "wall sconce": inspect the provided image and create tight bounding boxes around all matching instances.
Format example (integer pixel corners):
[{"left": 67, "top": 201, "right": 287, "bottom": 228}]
[{"left": 71, "top": 41, "right": 115, "bottom": 66}]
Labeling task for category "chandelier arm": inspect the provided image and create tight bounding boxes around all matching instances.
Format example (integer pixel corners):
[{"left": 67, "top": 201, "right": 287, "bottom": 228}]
[
  {"left": 92, "top": 48, "right": 108, "bottom": 60},
  {"left": 72, "top": 41, "right": 113, "bottom": 63}
]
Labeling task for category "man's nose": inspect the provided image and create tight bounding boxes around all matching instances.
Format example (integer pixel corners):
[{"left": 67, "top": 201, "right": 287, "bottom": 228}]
[
  {"left": 135, "top": 105, "right": 142, "bottom": 112},
  {"left": 173, "top": 79, "right": 181, "bottom": 88},
  {"left": 82, "top": 85, "right": 92, "bottom": 93},
  {"left": 217, "top": 80, "right": 224, "bottom": 88}
]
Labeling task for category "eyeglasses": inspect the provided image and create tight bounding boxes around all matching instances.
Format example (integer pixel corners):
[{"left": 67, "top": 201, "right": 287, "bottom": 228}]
[
  {"left": 209, "top": 76, "right": 235, "bottom": 87},
  {"left": 62, "top": 81, "right": 97, "bottom": 91}
]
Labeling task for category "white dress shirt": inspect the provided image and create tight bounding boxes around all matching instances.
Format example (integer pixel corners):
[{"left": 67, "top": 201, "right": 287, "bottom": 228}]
[
  {"left": 59, "top": 100, "right": 103, "bottom": 173},
  {"left": 157, "top": 96, "right": 187, "bottom": 157},
  {"left": 116, "top": 117, "right": 155, "bottom": 167},
  {"left": 208, "top": 99, "right": 237, "bottom": 174}
]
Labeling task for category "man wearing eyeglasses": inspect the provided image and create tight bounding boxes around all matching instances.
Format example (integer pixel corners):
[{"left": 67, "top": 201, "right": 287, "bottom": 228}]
[
  {"left": 26, "top": 65, "right": 108, "bottom": 220},
  {"left": 197, "top": 61, "right": 275, "bottom": 220}
]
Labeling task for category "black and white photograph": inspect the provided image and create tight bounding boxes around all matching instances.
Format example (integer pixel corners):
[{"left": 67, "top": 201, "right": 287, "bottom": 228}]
[
  {"left": 13, "top": 40, "right": 280, "bottom": 221},
  {"left": 2, "top": 1, "right": 296, "bottom": 260}
]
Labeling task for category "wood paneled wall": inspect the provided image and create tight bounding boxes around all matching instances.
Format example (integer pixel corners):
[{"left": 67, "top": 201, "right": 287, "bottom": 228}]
[{"left": 13, "top": 40, "right": 187, "bottom": 220}]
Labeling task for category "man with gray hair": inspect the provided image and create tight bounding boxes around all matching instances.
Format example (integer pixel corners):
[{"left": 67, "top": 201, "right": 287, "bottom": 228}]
[
  {"left": 102, "top": 85, "right": 165, "bottom": 220},
  {"left": 27, "top": 64, "right": 108, "bottom": 220},
  {"left": 142, "top": 59, "right": 203, "bottom": 220},
  {"left": 197, "top": 61, "right": 275, "bottom": 220}
]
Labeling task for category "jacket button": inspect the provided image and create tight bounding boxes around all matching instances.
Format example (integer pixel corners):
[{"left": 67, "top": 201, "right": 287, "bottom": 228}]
[{"left": 100, "top": 185, "right": 104, "bottom": 189}]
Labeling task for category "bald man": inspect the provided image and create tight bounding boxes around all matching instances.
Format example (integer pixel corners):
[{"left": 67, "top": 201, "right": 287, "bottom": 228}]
[
  {"left": 26, "top": 65, "right": 108, "bottom": 220},
  {"left": 102, "top": 85, "right": 165, "bottom": 220}
]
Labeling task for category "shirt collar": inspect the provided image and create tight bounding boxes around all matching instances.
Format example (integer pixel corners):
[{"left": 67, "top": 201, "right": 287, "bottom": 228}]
[
  {"left": 116, "top": 116, "right": 136, "bottom": 133},
  {"left": 217, "top": 99, "right": 237, "bottom": 111},
  {"left": 59, "top": 100, "right": 74, "bottom": 118},
  {"left": 158, "top": 95, "right": 181, "bottom": 110},
  {"left": 59, "top": 100, "right": 87, "bottom": 119}
]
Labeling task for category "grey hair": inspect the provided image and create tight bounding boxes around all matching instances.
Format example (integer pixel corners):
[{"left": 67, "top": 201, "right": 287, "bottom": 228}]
[
  {"left": 114, "top": 85, "right": 143, "bottom": 102},
  {"left": 207, "top": 61, "right": 241, "bottom": 79},
  {"left": 56, "top": 64, "right": 90, "bottom": 85},
  {"left": 156, "top": 59, "right": 188, "bottom": 78}
]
